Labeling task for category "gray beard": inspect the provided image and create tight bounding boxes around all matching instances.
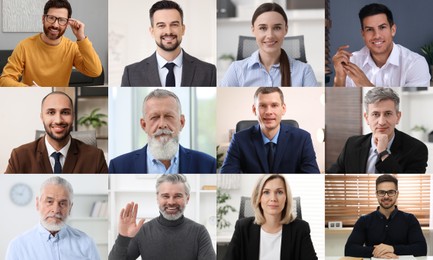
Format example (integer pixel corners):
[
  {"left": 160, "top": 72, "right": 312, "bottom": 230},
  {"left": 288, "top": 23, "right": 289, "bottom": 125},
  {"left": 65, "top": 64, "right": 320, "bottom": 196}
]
[{"left": 148, "top": 135, "right": 179, "bottom": 160}]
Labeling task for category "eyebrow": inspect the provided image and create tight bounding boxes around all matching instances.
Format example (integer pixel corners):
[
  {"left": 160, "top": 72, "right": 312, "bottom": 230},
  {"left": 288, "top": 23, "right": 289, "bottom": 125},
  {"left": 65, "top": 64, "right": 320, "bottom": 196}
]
[
  {"left": 364, "top": 23, "right": 388, "bottom": 29},
  {"left": 257, "top": 23, "right": 283, "bottom": 27}
]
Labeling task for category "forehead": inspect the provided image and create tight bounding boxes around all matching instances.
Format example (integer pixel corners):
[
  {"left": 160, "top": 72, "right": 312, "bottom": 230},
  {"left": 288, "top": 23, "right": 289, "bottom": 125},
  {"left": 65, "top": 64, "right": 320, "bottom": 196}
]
[
  {"left": 158, "top": 182, "right": 186, "bottom": 194},
  {"left": 254, "top": 11, "right": 286, "bottom": 26},
  {"left": 367, "top": 99, "right": 396, "bottom": 112},
  {"left": 377, "top": 181, "right": 397, "bottom": 190},
  {"left": 46, "top": 8, "right": 68, "bottom": 17},
  {"left": 42, "top": 94, "right": 73, "bottom": 110},
  {"left": 263, "top": 178, "right": 285, "bottom": 189},
  {"left": 256, "top": 92, "right": 282, "bottom": 104},
  {"left": 145, "top": 97, "right": 179, "bottom": 114},
  {"left": 41, "top": 184, "right": 70, "bottom": 199},
  {"left": 363, "top": 13, "right": 389, "bottom": 27},
  {"left": 153, "top": 9, "right": 182, "bottom": 24}
]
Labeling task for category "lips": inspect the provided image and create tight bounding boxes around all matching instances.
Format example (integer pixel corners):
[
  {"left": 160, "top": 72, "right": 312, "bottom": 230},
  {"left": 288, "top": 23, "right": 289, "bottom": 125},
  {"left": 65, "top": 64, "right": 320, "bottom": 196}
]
[
  {"left": 263, "top": 41, "right": 277, "bottom": 47},
  {"left": 52, "top": 124, "right": 67, "bottom": 133},
  {"left": 162, "top": 35, "right": 176, "bottom": 41}
]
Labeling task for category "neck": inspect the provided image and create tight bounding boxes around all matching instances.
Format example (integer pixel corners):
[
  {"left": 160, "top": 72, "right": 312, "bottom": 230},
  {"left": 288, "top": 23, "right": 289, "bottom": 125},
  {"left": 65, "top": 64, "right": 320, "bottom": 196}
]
[
  {"left": 261, "top": 125, "right": 280, "bottom": 140},
  {"left": 258, "top": 49, "right": 281, "bottom": 72},
  {"left": 371, "top": 45, "right": 393, "bottom": 68},
  {"left": 262, "top": 214, "right": 283, "bottom": 233},
  {"left": 160, "top": 159, "right": 171, "bottom": 169},
  {"left": 157, "top": 47, "right": 182, "bottom": 62},
  {"left": 379, "top": 205, "right": 395, "bottom": 219},
  {"left": 40, "top": 33, "right": 61, "bottom": 46},
  {"left": 47, "top": 135, "right": 70, "bottom": 151}
]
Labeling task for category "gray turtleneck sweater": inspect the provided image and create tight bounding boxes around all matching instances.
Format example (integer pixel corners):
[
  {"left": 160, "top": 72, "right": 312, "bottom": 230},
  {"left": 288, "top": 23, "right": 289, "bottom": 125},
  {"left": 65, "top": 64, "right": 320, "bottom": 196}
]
[{"left": 108, "top": 214, "right": 215, "bottom": 260}]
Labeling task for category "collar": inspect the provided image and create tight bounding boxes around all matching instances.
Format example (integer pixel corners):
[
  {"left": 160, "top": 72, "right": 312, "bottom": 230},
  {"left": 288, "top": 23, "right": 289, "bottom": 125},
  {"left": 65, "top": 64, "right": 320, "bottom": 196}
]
[
  {"left": 260, "top": 127, "right": 280, "bottom": 145},
  {"left": 156, "top": 49, "right": 183, "bottom": 69},
  {"left": 37, "top": 222, "right": 66, "bottom": 242},
  {"left": 157, "top": 213, "right": 185, "bottom": 227},
  {"left": 45, "top": 135, "right": 71, "bottom": 158},
  {"left": 363, "top": 42, "right": 399, "bottom": 68},
  {"left": 147, "top": 145, "right": 180, "bottom": 167},
  {"left": 375, "top": 205, "right": 398, "bottom": 220},
  {"left": 247, "top": 50, "right": 280, "bottom": 70},
  {"left": 370, "top": 132, "right": 395, "bottom": 152}
]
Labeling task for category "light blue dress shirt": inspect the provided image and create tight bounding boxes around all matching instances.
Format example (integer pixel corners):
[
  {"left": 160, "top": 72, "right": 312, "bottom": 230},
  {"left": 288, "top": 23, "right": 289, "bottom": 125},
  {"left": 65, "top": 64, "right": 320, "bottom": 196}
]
[
  {"left": 261, "top": 128, "right": 280, "bottom": 145},
  {"left": 147, "top": 146, "right": 180, "bottom": 173},
  {"left": 366, "top": 134, "right": 395, "bottom": 173},
  {"left": 6, "top": 223, "right": 100, "bottom": 260},
  {"left": 220, "top": 50, "right": 318, "bottom": 87}
]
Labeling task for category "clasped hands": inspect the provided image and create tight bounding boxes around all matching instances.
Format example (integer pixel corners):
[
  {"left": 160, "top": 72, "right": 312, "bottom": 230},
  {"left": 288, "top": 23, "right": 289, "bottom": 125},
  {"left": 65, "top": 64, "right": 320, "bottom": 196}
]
[
  {"left": 373, "top": 243, "right": 398, "bottom": 259},
  {"left": 118, "top": 202, "right": 145, "bottom": 238},
  {"left": 333, "top": 45, "right": 374, "bottom": 87}
]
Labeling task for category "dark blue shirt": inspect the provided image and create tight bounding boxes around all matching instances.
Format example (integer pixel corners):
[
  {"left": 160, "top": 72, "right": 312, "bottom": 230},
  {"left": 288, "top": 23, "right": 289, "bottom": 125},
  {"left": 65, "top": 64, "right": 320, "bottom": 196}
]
[{"left": 345, "top": 206, "right": 427, "bottom": 257}]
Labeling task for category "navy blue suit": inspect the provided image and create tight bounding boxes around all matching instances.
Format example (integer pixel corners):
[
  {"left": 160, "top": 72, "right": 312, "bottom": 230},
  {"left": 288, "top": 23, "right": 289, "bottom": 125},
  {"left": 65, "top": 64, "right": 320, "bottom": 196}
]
[
  {"left": 109, "top": 145, "right": 216, "bottom": 173},
  {"left": 220, "top": 124, "right": 319, "bottom": 173}
]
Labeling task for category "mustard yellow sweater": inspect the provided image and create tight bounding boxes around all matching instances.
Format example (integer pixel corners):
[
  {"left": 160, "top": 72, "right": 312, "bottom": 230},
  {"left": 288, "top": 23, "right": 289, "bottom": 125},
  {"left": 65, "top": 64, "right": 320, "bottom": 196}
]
[{"left": 0, "top": 34, "right": 102, "bottom": 87}]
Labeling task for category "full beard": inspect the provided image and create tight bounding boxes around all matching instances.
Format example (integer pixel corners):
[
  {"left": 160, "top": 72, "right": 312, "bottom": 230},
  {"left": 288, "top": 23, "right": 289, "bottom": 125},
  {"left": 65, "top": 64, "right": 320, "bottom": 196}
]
[
  {"left": 148, "top": 129, "right": 179, "bottom": 160},
  {"left": 43, "top": 25, "right": 66, "bottom": 41},
  {"left": 44, "top": 123, "right": 72, "bottom": 142},
  {"left": 156, "top": 34, "right": 182, "bottom": 52},
  {"left": 40, "top": 213, "right": 66, "bottom": 232},
  {"left": 159, "top": 205, "right": 184, "bottom": 221}
]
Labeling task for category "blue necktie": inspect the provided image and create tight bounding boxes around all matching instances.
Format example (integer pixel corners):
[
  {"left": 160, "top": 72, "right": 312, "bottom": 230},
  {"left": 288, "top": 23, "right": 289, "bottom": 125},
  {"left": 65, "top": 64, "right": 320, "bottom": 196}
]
[
  {"left": 266, "top": 142, "right": 276, "bottom": 173},
  {"left": 52, "top": 152, "right": 62, "bottom": 173},
  {"left": 164, "top": 63, "right": 175, "bottom": 86}
]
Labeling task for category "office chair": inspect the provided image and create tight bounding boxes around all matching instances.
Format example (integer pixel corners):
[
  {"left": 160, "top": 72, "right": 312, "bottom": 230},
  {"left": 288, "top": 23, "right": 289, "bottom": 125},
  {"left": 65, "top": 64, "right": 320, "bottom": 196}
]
[
  {"left": 0, "top": 50, "right": 13, "bottom": 74},
  {"left": 69, "top": 67, "right": 105, "bottom": 87},
  {"left": 236, "top": 35, "right": 307, "bottom": 63},
  {"left": 35, "top": 130, "right": 98, "bottom": 147},
  {"left": 235, "top": 119, "right": 299, "bottom": 133},
  {"left": 238, "top": 196, "right": 302, "bottom": 220}
]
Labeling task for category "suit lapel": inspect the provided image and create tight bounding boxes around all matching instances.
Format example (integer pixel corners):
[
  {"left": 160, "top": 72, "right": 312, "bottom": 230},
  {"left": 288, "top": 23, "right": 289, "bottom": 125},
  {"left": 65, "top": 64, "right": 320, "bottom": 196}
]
[
  {"left": 37, "top": 137, "right": 53, "bottom": 173},
  {"left": 180, "top": 50, "right": 195, "bottom": 86},
  {"left": 358, "top": 135, "right": 371, "bottom": 173},
  {"left": 147, "top": 52, "right": 163, "bottom": 86},
  {"left": 63, "top": 138, "right": 78, "bottom": 173},
  {"left": 135, "top": 146, "right": 148, "bottom": 173},
  {"left": 248, "top": 222, "right": 261, "bottom": 260},
  {"left": 251, "top": 125, "right": 268, "bottom": 172},
  {"left": 275, "top": 124, "right": 289, "bottom": 172},
  {"left": 390, "top": 129, "right": 402, "bottom": 160},
  {"left": 281, "top": 224, "right": 291, "bottom": 259},
  {"left": 178, "top": 145, "right": 190, "bottom": 173}
]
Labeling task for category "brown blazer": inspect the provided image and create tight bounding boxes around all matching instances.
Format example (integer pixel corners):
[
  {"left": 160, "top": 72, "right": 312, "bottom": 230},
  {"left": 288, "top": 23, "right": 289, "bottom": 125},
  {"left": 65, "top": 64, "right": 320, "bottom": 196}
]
[{"left": 5, "top": 137, "right": 108, "bottom": 173}]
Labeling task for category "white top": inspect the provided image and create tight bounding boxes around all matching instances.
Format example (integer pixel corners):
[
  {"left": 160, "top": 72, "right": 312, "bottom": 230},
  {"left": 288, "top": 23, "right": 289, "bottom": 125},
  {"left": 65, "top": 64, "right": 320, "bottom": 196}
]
[
  {"left": 259, "top": 228, "right": 282, "bottom": 260},
  {"left": 45, "top": 135, "right": 71, "bottom": 172},
  {"left": 346, "top": 43, "right": 430, "bottom": 87},
  {"left": 156, "top": 50, "right": 183, "bottom": 87}
]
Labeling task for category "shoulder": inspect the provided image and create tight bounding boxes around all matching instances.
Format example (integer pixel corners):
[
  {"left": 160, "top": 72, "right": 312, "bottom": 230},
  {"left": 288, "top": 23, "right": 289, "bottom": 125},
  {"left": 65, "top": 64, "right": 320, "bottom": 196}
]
[
  {"left": 284, "top": 218, "right": 311, "bottom": 233},
  {"left": 236, "top": 217, "right": 256, "bottom": 229},
  {"left": 183, "top": 51, "right": 215, "bottom": 68},
  {"left": 281, "top": 124, "right": 310, "bottom": 137},
  {"left": 8, "top": 225, "right": 38, "bottom": 245},
  {"left": 125, "top": 53, "right": 156, "bottom": 70},
  {"left": 395, "top": 44, "right": 425, "bottom": 61},
  {"left": 11, "top": 138, "right": 41, "bottom": 153},
  {"left": 180, "top": 145, "right": 215, "bottom": 161},
  {"left": 345, "top": 133, "right": 371, "bottom": 145},
  {"left": 63, "top": 225, "right": 93, "bottom": 241},
  {"left": 72, "top": 138, "right": 104, "bottom": 154},
  {"left": 111, "top": 147, "right": 145, "bottom": 163},
  {"left": 290, "top": 58, "right": 313, "bottom": 72},
  {"left": 396, "top": 209, "right": 418, "bottom": 221},
  {"left": 396, "top": 129, "right": 427, "bottom": 148}
]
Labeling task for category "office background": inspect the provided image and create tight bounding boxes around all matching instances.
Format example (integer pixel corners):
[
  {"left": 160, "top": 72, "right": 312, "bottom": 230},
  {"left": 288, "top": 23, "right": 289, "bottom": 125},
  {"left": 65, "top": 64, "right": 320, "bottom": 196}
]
[
  {"left": 108, "top": 0, "right": 217, "bottom": 86},
  {"left": 328, "top": 0, "right": 433, "bottom": 86},
  {"left": 0, "top": 0, "right": 108, "bottom": 84}
]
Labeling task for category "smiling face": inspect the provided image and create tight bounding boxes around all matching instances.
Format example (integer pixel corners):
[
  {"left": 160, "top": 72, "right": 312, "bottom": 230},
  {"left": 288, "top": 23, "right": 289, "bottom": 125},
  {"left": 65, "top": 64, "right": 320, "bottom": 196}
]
[
  {"left": 252, "top": 11, "right": 288, "bottom": 56},
  {"left": 42, "top": 8, "right": 68, "bottom": 43},
  {"left": 364, "top": 99, "right": 401, "bottom": 140},
  {"left": 36, "top": 184, "right": 72, "bottom": 232},
  {"left": 260, "top": 177, "right": 287, "bottom": 219},
  {"left": 253, "top": 92, "right": 286, "bottom": 137},
  {"left": 361, "top": 13, "right": 396, "bottom": 61},
  {"left": 40, "top": 93, "right": 74, "bottom": 149},
  {"left": 150, "top": 9, "right": 185, "bottom": 52},
  {"left": 376, "top": 181, "right": 398, "bottom": 210},
  {"left": 157, "top": 181, "right": 189, "bottom": 220}
]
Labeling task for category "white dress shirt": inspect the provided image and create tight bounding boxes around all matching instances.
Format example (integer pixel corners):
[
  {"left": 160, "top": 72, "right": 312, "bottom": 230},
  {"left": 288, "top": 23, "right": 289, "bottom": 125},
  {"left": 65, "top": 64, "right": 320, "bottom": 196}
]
[
  {"left": 156, "top": 50, "right": 183, "bottom": 87},
  {"left": 45, "top": 136, "right": 71, "bottom": 172}
]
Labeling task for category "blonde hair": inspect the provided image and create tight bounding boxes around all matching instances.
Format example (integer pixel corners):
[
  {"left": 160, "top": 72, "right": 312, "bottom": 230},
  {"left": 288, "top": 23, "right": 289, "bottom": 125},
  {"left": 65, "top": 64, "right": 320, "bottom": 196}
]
[{"left": 251, "top": 174, "right": 296, "bottom": 225}]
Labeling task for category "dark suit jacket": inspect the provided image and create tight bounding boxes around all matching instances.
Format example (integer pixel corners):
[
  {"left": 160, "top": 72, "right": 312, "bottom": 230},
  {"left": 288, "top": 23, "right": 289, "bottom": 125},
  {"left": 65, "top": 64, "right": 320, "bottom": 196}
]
[
  {"left": 108, "top": 144, "right": 216, "bottom": 173},
  {"left": 220, "top": 124, "right": 320, "bottom": 173},
  {"left": 5, "top": 137, "right": 108, "bottom": 173},
  {"left": 121, "top": 50, "right": 216, "bottom": 86},
  {"left": 223, "top": 217, "right": 318, "bottom": 260},
  {"left": 326, "top": 129, "right": 428, "bottom": 173}
]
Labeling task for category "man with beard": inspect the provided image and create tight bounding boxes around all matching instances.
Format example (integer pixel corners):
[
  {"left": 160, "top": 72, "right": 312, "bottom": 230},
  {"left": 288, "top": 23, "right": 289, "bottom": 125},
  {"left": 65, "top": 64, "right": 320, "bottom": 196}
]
[
  {"left": 345, "top": 174, "right": 427, "bottom": 258},
  {"left": 109, "top": 174, "right": 216, "bottom": 260},
  {"left": 6, "top": 176, "right": 100, "bottom": 260},
  {"left": 108, "top": 89, "right": 216, "bottom": 173},
  {"left": 5, "top": 91, "right": 108, "bottom": 173},
  {"left": 120, "top": 0, "right": 216, "bottom": 86},
  {"left": 0, "top": 0, "right": 102, "bottom": 87}
]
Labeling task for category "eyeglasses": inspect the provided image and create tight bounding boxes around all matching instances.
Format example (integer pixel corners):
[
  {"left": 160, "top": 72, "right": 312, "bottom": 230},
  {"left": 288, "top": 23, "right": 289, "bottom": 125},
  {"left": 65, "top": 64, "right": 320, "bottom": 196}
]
[
  {"left": 376, "top": 190, "right": 398, "bottom": 197},
  {"left": 44, "top": 15, "right": 68, "bottom": 26}
]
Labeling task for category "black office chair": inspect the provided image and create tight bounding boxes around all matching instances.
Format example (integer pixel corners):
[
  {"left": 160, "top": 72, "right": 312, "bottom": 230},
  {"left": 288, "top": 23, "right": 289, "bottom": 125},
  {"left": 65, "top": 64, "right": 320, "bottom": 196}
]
[
  {"left": 69, "top": 67, "right": 105, "bottom": 87},
  {"left": 0, "top": 50, "right": 13, "bottom": 74},
  {"left": 35, "top": 130, "right": 97, "bottom": 147},
  {"left": 236, "top": 35, "right": 306, "bottom": 63},
  {"left": 238, "top": 196, "right": 302, "bottom": 220},
  {"left": 235, "top": 119, "right": 299, "bottom": 133}
]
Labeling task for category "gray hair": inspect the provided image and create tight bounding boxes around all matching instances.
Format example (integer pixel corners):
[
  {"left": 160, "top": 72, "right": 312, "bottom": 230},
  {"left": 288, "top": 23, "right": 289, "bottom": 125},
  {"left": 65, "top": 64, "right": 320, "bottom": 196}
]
[
  {"left": 156, "top": 174, "right": 190, "bottom": 196},
  {"left": 142, "top": 89, "right": 182, "bottom": 118},
  {"left": 364, "top": 87, "right": 400, "bottom": 112},
  {"left": 40, "top": 176, "right": 74, "bottom": 204}
]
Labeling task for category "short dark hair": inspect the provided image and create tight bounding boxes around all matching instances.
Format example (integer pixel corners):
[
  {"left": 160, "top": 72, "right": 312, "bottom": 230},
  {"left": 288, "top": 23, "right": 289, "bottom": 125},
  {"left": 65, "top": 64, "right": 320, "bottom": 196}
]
[
  {"left": 254, "top": 87, "right": 285, "bottom": 105},
  {"left": 376, "top": 174, "right": 398, "bottom": 190},
  {"left": 44, "top": 0, "right": 72, "bottom": 18},
  {"left": 41, "top": 91, "right": 74, "bottom": 111},
  {"left": 149, "top": 0, "right": 183, "bottom": 26},
  {"left": 359, "top": 3, "right": 394, "bottom": 29}
]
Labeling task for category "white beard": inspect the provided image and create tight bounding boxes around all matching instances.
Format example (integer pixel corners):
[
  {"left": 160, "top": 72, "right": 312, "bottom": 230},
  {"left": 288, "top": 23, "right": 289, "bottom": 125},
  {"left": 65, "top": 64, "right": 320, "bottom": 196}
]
[
  {"left": 148, "top": 129, "right": 179, "bottom": 160},
  {"left": 40, "top": 214, "right": 66, "bottom": 232}
]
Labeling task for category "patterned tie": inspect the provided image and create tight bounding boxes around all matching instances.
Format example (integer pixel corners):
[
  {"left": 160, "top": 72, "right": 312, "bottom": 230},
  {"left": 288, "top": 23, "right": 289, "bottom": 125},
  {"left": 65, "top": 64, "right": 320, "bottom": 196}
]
[
  {"left": 52, "top": 152, "right": 62, "bottom": 173},
  {"left": 266, "top": 142, "right": 276, "bottom": 173},
  {"left": 164, "top": 62, "right": 176, "bottom": 86}
]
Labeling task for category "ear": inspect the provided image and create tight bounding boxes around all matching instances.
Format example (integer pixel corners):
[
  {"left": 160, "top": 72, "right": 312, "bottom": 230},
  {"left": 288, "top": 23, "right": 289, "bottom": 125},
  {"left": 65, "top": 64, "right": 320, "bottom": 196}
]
[
  {"left": 186, "top": 194, "right": 190, "bottom": 204},
  {"left": 251, "top": 25, "right": 255, "bottom": 34},
  {"left": 149, "top": 26, "right": 154, "bottom": 38},
  {"left": 363, "top": 112, "right": 369, "bottom": 124},
  {"left": 181, "top": 24, "right": 186, "bottom": 36},
  {"left": 396, "top": 111, "right": 401, "bottom": 124},
  {"left": 282, "top": 103, "right": 287, "bottom": 116},
  {"left": 179, "top": 114, "right": 186, "bottom": 131},
  {"left": 140, "top": 118, "right": 146, "bottom": 132},
  {"left": 36, "top": 196, "right": 40, "bottom": 211},
  {"left": 69, "top": 202, "right": 73, "bottom": 215},
  {"left": 391, "top": 24, "right": 396, "bottom": 37},
  {"left": 252, "top": 104, "right": 257, "bottom": 116}
]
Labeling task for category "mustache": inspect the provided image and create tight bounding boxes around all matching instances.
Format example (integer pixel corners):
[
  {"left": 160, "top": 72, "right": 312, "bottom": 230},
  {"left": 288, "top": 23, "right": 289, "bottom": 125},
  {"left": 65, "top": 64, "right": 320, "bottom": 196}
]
[
  {"left": 46, "top": 213, "right": 64, "bottom": 220},
  {"left": 153, "top": 129, "right": 174, "bottom": 137}
]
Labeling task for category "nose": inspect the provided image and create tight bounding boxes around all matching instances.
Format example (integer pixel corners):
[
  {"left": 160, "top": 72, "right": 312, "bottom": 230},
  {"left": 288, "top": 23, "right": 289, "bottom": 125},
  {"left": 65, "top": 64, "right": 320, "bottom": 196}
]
[
  {"left": 270, "top": 193, "right": 277, "bottom": 201},
  {"left": 51, "top": 203, "right": 61, "bottom": 213},
  {"left": 53, "top": 112, "right": 63, "bottom": 124},
  {"left": 157, "top": 117, "right": 168, "bottom": 129},
  {"left": 378, "top": 114, "right": 386, "bottom": 125},
  {"left": 167, "top": 197, "right": 175, "bottom": 205}
]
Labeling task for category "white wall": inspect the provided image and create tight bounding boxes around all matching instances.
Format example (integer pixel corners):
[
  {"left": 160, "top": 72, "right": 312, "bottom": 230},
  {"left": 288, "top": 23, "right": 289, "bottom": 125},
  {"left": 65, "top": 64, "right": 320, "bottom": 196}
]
[
  {"left": 0, "top": 88, "right": 51, "bottom": 172},
  {"left": 217, "top": 87, "right": 325, "bottom": 172},
  {"left": 218, "top": 174, "right": 325, "bottom": 259},
  {"left": 108, "top": 0, "right": 217, "bottom": 86},
  {"left": 0, "top": 174, "right": 108, "bottom": 259}
]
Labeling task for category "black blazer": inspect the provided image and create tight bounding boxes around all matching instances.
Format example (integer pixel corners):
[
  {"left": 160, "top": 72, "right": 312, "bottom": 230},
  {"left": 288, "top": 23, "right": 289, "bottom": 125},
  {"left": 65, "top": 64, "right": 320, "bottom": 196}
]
[
  {"left": 121, "top": 50, "right": 216, "bottom": 86},
  {"left": 327, "top": 129, "right": 428, "bottom": 173},
  {"left": 223, "top": 217, "right": 318, "bottom": 260}
]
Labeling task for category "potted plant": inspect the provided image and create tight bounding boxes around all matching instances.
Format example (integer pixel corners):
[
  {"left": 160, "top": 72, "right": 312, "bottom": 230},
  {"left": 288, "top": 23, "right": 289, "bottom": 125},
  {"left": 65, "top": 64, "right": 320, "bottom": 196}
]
[
  {"left": 411, "top": 125, "right": 427, "bottom": 141},
  {"left": 77, "top": 108, "right": 108, "bottom": 136},
  {"left": 421, "top": 42, "right": 433, "bottom": 81},
  {"left": 218, "top": 53, "right": 235, "bottom": 72},
  {"left": 217, "top": 188, "right": 236, "bottom": 231}
]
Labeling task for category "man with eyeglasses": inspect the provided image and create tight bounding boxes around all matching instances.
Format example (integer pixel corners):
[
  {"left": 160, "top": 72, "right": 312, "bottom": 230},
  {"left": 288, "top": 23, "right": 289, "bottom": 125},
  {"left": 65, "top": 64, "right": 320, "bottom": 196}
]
[
  {"left": 345, "top": 174, "right": 427, "bottom": 258},
  {"left": 0, "top": 0, "right": 102, "bottom": 87}
]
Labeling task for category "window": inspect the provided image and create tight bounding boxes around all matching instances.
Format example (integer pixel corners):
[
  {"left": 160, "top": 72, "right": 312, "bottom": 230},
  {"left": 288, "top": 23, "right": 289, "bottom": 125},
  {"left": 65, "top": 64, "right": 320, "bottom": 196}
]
[{"left": 325, "top": 174, "right": 430, "bottom": 227}]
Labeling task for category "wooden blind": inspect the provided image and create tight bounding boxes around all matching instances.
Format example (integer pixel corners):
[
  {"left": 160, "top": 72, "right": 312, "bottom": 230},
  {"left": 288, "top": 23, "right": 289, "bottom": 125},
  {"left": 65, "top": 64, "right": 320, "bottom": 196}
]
[{"left": 325, "top": 174, "right": 430, "bottom": 227}]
